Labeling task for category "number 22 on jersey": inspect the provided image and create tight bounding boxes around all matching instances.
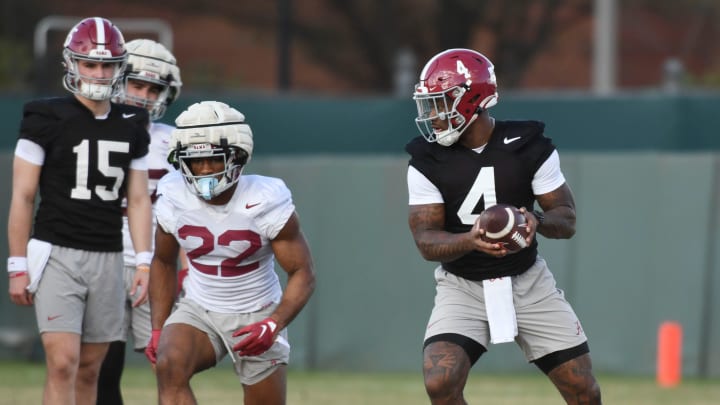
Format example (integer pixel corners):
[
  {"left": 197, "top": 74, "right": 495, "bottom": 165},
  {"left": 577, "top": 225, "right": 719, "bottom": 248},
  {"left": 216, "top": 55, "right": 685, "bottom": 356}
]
[{"left": 179, "top": 225, "right": 262, "bottom": 277}]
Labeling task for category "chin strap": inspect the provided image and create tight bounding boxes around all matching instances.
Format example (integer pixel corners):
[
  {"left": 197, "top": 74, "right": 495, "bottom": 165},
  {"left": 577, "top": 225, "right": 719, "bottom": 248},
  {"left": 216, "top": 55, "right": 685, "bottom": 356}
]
[
  {"left": 436, "top": 114, "right": 479, "bottom": 147},
  {"left": 437, "top": 131, "right": 461, "bottom": 146}
]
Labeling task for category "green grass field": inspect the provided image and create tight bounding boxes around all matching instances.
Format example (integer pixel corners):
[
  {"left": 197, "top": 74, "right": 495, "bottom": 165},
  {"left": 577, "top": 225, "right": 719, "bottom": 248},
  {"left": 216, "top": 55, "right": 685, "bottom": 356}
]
[{"left": 1, "top": 360, "right": 719, "bottom": 404}]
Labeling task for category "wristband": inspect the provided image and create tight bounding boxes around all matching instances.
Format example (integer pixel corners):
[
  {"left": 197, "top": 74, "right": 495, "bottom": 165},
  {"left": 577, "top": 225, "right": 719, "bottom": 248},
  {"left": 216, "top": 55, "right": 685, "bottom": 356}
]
[
  {"left": 7, "top": 257, "right": 27, "bottom": 273},
  {"left": 135, "top": 251, "right": 153, "bottom": 266},
  {"left": 136, "top": 264, "right": 150, "bottom": 273},
  {"left": 9, "top": 271, "right": 28, "bottom": 278}
]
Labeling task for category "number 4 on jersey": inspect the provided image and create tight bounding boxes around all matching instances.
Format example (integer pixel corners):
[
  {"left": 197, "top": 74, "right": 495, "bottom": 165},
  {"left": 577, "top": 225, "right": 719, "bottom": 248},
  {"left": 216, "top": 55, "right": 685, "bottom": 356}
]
[{"left": 457, "top": 167, "right": 496, "bottom": 225}]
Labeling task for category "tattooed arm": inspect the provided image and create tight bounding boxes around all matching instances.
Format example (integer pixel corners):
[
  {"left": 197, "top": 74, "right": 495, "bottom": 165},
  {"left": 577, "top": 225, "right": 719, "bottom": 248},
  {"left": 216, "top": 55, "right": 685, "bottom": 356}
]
[
  {"left": 409, "top": 203, "right": 507, "bottom": 261},
  {"left": 534, "top": 183, "right": 577, "bottom": 239}
]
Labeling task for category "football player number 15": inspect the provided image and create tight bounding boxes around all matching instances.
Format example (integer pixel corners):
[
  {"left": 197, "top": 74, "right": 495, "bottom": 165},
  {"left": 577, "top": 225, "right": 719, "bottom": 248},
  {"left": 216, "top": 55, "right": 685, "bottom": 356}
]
[{"left": 70, "top": 139, "right": 129, "bottom": 201}]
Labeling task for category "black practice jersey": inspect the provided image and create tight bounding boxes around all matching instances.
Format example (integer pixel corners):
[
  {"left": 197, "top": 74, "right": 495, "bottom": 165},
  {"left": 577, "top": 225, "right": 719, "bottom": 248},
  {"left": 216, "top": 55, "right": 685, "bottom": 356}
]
[
  {"left": 18, "top": 96, "right": 150, "bottom": 251},
  {"left": 406, "top": 120, "right": 557, "bottom": 281}
]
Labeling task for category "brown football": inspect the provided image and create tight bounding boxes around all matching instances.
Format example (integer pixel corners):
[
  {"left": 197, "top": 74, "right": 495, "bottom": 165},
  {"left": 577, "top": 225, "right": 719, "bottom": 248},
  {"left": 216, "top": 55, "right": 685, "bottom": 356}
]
[{"left": 477, "top": 204, "right": 530, "bottom": 253}]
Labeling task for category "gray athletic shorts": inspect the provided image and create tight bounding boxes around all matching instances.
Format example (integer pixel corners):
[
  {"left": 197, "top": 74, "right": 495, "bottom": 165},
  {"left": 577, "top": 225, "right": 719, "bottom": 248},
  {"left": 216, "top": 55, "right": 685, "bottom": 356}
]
[
  {"left": 424, "top": 256, "right": 587, "bottom": 362},
  {"left": 166, "top": 297, "right": 290, "bottom": 385},
  {"left": 121, "top": 264, "right": 151, "bottom": 350},
  {"left": 34, "top": 245, "right": 125, "bottom": 343}
]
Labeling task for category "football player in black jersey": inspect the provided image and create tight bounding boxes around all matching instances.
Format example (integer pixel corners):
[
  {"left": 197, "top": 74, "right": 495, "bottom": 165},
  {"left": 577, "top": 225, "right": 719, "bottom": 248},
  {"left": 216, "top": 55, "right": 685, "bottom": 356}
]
[
  {"left": 407, "top": 49, "right": 601, "bottom": 404},
  {"left": 7, "top": 17, "right": 153, "bottom": 404}
]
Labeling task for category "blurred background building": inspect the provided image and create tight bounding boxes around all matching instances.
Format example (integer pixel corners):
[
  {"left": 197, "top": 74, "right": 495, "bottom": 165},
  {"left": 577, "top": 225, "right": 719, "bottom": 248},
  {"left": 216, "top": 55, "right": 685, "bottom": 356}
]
[{"left": 0, "top": 0, "right": 719, "bottom": 95}]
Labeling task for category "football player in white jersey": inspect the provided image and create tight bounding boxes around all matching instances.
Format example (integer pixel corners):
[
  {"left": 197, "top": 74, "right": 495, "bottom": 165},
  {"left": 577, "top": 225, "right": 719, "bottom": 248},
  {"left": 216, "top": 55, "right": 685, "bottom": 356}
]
[
  {"left": 145, "top": 101, "right": 315, "bottom": 405},
  {"left": 98, "top": 38, "right": 184, "bottom": 405}
]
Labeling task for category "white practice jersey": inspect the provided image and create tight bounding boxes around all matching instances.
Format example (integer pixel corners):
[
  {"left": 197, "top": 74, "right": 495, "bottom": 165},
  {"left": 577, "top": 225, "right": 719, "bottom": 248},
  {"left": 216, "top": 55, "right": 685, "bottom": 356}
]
[
  {"left": 122, "top": 121, "right": 175, "bottom": 265},
  {"left": 155, "top": 170, "right": 295, "bottom": 313}
]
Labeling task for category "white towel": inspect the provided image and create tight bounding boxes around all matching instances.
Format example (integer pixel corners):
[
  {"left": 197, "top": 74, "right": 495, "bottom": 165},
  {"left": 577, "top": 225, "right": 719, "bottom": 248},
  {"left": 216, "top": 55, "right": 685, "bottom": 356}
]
[
  {"left": 483, "top": 277, "right": 518, "bottom": 344},
  {"left": 26, "top": 238, "right": 52, "bottom": 294}
]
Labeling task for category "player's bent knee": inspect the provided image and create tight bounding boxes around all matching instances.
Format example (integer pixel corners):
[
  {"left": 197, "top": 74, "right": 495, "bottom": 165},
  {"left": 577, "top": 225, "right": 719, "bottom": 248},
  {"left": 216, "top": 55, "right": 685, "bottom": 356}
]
[
  {"left": 46, "top": 356, "right": 79, "bottom": 382},
  {"left": 423, "top": 356, "right": 465, "bottom": 400},
  {"left": 422, "top": 335, "right": 481, "bottom": 399},
  {"left": 424, "top": 374, "right": 462, "bottom": 400},
  {"left": 155, "top": 352, "right": 193, "bottom": 383},
  {"left": 588, "top": 379, "right": 602, "bottom": 403}
]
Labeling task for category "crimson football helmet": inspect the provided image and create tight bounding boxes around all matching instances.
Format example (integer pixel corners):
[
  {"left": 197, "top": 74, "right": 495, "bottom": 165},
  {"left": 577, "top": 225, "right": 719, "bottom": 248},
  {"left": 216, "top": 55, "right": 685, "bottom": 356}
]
[
  {"left": 113, "top": 39, "right": 182, "bottom": 121},
  {"left": 62, "top": 17, "right": 127, "bottom": 100},
  {"left": 169, "top": 101, "right": 253, "bottom": 200},
  {"left": 413, "top": 48, "right": 498, "bottom": 146}
]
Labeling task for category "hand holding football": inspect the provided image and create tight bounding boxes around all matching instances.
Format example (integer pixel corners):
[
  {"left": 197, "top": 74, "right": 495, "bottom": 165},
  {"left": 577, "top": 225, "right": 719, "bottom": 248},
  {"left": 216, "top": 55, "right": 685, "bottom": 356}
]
[{"left": 477, "top": 204, "right": 530, "bottom": 253}]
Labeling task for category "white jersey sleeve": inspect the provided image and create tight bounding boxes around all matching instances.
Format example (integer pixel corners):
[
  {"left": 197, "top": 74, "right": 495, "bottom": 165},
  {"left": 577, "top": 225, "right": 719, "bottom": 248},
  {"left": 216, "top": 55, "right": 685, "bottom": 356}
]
[
  {"left": 156, "top": 172, "right": 295, "bottom": 313},
  {"left": 531, "top": 150, "right": 566, "bottom": 195},
  {"left": 407, "top": 165, "right": 443, "bottom": 205}
]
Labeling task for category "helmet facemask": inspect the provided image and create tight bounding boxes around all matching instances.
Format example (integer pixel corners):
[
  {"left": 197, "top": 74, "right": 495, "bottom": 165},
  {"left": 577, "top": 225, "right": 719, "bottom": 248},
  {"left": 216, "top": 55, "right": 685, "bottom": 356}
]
[
  {"left": 116, "top": 74, "right": 173, "bottom": 120},
  {"left": 62, "top": 52, "right": 126, "bottom": 100},
  {"left": 414, "top": 85, "right": 476, "bottom": 146},
  {"left": 173, "top": 140, "right": 249, "bottom": 200}
]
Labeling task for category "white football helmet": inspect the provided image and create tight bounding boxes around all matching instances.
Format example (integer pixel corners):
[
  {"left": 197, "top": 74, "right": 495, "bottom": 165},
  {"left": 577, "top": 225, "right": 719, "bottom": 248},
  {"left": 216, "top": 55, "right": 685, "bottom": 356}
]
[
  {"left": 114, "top": 39, "right": 182, "bottom": 121},
  {"left": 62, "top": 17, "right": 127, "bottom": 100},
  {"left": 169, "top": 101, "right": 254, "bottom": 200}
]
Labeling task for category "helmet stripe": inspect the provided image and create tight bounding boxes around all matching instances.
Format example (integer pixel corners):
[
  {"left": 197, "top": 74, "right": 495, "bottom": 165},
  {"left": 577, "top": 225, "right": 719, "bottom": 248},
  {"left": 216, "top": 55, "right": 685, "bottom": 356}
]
[{"left": 94, "top": 17, "right": 106, "bottom": 50}]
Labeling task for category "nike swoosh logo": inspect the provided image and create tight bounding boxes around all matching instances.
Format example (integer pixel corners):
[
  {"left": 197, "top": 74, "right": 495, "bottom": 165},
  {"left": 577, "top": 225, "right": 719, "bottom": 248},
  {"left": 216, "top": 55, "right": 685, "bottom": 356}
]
[
  {"left": 245, "top": 202, "right": 261, "bottom": 209},
  {"left": 122, "top": 113, "right": 136, "bottom": 119},
  {"left": 258, "top": 325, "right": 268, "bottom": 338},
  {"left": 47, "top": 315, "right": 62, "bottom": 321},
  {"left": 503, "top": 136, "right": 521, "bottom": 144}
]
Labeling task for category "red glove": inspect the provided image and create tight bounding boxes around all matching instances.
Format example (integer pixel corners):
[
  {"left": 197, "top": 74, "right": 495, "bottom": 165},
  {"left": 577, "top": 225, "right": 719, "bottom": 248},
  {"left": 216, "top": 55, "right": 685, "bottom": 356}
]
[
  {"left": 177, "top": 268, "right": 188, "bottom": 297},
  {"left": 232, "top": 318, "right": 278, "bottom": 356},
  {"left": 145, "top": 329, "right": 162, "bottom": 364}
]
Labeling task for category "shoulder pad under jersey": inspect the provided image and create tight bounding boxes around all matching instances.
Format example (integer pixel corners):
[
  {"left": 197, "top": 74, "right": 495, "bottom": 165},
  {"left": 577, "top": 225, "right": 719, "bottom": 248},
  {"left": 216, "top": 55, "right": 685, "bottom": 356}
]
[
  {"left": 111, "top": 103, "right": 150, "bottom": 128},
  {"left": 156, "top": 170, "right": 187, "bottom": 204},
  {"left": 155, "top": 171, "right": 200, "bottom": 232},
  {"left": 238, "top": 175, "right": 294, "bottom": 239},
  {"left": 239, "top": 175, "right": 292, "bottom": 214},
  {"left": 19, "top": 97, "right": 87, "bottom": 143},
  {"left": 488, "top": 120, "right": 547, "bottom": 151},
  {"left": 405, "top": 135, "right": 456, "bottom": 163},
  {"left": 22, "top": 97, "right": 83, "bottom": 123},
  {"left": 150, "top": 121, "right": 174, "bottom": 138}
]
